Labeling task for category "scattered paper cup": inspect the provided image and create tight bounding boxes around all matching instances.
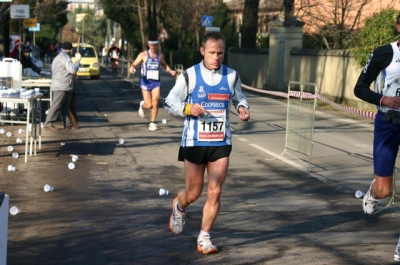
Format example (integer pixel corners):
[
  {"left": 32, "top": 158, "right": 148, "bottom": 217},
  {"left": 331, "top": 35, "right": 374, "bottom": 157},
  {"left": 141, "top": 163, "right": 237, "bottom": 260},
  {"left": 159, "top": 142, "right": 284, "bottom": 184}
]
[{"left": 159, "top": 188, "right": 169, "bottom": 196}]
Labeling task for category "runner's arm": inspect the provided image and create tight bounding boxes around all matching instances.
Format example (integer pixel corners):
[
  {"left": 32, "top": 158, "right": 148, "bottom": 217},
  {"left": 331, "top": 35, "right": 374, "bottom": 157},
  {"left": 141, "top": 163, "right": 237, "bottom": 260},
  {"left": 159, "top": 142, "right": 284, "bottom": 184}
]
[
  {"left": 354, "top": 45, "right": 392, "bottom": 105},
  {"left": 164, "top": 73, "right": 189, "bottom": 117}
]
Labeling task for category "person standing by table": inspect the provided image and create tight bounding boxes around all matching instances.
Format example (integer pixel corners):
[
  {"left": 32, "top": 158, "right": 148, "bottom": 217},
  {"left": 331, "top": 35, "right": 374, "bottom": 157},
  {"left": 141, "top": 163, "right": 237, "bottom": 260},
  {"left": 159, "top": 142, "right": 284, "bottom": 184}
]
[
  {"left": 43, "top": 42, "right": 81, "bottom": 130},
  {"left": 16, "top": 45, "right": 42, "bottom": 76},
  {"left": 129, "top": 39, "right": 176, "bottom": 131},
  {"left": 164, "top": 32, "right": 250, "bottom": 254}
]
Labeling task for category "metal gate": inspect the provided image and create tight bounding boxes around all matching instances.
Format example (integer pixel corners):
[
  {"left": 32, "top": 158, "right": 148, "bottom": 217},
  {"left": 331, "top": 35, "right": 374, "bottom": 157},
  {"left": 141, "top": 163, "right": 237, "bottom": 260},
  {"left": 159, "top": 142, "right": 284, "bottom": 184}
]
[{"left": 285, "top": 81, "right": 318, "bottom": 171}]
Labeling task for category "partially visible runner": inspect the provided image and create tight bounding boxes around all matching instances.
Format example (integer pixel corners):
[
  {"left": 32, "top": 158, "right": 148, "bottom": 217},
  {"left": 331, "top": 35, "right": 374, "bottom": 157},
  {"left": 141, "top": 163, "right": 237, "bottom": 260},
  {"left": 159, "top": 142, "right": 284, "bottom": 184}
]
[
  {"left": 108, "top": 42, "right": 120, "bottom": 78},
  {"left": 129, "top": 40, "right": 176, "bottom": 131},
  {"left": 354, "top": 17, "right": 400, "bottom": 215},
  {"left": 164, "top": 32, "right": 250, "bottom": 254},
  {"left": 355, "top": 14, "right": 400, "bottom": 262}
]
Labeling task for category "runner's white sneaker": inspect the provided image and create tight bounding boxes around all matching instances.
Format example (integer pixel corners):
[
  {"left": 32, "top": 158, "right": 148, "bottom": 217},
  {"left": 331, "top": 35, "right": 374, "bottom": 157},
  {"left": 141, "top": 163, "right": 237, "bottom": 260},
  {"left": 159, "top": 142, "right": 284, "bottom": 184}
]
[
  {"left": 395, "top": 248, "right": 400, "bottom": 261},
  {"left": 148, "top": 122, "right": 157, "bottom": 131},
  {"left": 197, "top": 233, "right": 218, "bottom": 254},
  {"left": 363, "top": 179, "right": 378, "bottom": 214},
  {"left": 138, "top": 101, "right": 145, "bottom": 118},
  {"left": 169, "top": 197, "right": 185, "bottom": 234}
]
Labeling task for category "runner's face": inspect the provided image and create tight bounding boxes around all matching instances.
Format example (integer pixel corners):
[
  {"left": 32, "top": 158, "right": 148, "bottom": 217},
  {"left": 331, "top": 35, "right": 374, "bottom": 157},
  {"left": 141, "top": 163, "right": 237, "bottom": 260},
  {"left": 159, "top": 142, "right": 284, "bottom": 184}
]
[
  {"left": 200, "top": 39, "right": 225, "bottom": 70},
  {"left": 148, "top": 44, "right": 157, "bottom": 53}
]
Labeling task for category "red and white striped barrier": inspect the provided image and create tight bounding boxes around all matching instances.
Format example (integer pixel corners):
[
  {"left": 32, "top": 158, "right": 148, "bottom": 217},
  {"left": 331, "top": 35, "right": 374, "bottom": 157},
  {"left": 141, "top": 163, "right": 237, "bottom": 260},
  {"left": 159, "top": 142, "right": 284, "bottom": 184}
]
[{"left": 241, "top": 84, "right": 377, "bottom": 120}]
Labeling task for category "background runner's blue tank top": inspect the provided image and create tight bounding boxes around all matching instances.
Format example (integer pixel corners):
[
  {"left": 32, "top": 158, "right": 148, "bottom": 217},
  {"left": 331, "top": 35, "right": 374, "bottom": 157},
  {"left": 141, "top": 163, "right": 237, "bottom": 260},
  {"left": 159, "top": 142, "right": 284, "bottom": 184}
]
[{"left": 141, "top": 51, "right": 160, "bottom": 80}]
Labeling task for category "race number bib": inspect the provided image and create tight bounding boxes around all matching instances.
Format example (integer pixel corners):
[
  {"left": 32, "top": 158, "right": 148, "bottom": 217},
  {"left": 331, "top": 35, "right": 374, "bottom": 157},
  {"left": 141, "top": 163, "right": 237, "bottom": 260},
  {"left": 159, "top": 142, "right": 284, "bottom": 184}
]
[
  {"left": 197, "top": 109, "right": 226, "bottom": 141},
  {"left": 146, "top": 70, "right": 159, "bottom": 80},
  {"left": 112, "top": 50, "right": 118, "bottom": 59}
]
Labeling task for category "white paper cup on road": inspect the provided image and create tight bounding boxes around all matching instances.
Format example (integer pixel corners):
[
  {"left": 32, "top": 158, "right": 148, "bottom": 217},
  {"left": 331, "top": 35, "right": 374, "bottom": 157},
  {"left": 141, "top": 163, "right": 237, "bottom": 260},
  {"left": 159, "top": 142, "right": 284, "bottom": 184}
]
[
  {"left": 162, "top": 119, "right": 167, "bottom": 124},
  {"left": 72, "top": 155, "right": 78, "bottom": 162},
  {"left": 12, "top": 153, "right": 18, "bottom": 159},
  {"left": 7, "top": 165, "right": 16, "bottom": 171},
  {"left": 159, "top": 188, "right": 169, "bottom": 196},
  {"left": 68, "top": 162, "right": 75, "bottom": 169},
  {"left": 7, "top": 146, "right": 13, "bottom": 152},
  {"left": 355, "top": 190, "right": 365, "bottom": 198},
  {"left": 18, "top": 128, "right": 25, "bottom": 134},
  {"left": 6, "top": 132, "right": 11, "bottom": 137},
  {"left": 118, "top": 139, "right": 124, "bottom": 144},
  {"left": 10, "top": 206, "right": 20, "bottom": 215},
  {"left": 0, "top": 129, "right": 5, "bottom": 134},
  {"left": 44, "top": 184, "right": 54, "bottom": 192},
  {"left": 16, "top": 138, "right": 23, "bottom": 144}
]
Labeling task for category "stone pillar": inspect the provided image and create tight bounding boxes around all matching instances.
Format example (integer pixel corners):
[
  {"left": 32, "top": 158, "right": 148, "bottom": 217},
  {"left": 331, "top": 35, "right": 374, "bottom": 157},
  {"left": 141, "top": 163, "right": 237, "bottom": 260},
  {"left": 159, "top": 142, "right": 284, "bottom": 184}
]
[
  {"left": 268, "top": 19, "right": 285, "bottom": 91},
  {"left": 283, "top": 17, "right": 305, "bottom": 89},
  {"left": 268, "top": 17, "right": 304, "bottom": 91}
]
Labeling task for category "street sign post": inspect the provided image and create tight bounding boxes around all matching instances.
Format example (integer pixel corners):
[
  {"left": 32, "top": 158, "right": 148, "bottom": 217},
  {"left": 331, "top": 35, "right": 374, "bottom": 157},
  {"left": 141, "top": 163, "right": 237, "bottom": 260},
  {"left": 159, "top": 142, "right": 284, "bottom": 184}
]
[
  {"left": 10, "top": 5, "right": 30, "bottom": 19},
  {"left": 24, "top": 18, "right": 37, "bottom": 29},
  {"left": 201, "top": 15, "right": 213, "bottom": 27},
  {"left": 205, "top": 27, "right": 220, "bottom": 32}
]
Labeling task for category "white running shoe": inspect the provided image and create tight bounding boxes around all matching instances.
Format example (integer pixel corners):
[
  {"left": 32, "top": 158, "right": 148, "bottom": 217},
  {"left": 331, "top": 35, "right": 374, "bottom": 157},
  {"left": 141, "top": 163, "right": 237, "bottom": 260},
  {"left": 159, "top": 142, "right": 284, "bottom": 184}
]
[
  {"left": 148, "top": 122, "right": 157, "bottom": 131},
  {"left": 395, "top": 248, "right": 400, "bottom": 261},
  {"left": 169, "top": 197, "right": 185, "bottom": 234},
  {"left": 197, "top": 233, "right": 218, "bottom": 254},
  {"left": 138, "top": 101, "right": 145, "bottom": 118},
  {"left": 363, "top": 179, "right": 378, "bottom": 215}
]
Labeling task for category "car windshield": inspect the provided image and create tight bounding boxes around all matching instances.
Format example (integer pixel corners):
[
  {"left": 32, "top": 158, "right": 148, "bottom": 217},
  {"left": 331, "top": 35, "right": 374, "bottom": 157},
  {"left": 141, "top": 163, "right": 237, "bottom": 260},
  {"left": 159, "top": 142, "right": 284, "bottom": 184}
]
[{"left": 72, "top": 47, "right": 96, "bottom": 58}]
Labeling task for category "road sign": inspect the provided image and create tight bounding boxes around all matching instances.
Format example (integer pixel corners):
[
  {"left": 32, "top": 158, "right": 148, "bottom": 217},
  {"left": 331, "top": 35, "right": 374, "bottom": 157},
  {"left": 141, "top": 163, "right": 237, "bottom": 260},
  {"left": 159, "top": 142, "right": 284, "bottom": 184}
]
[
  {"left": 202, "top": 15, "right": 213, "bottom": 27},
  {"left": 159, "top": 28, "right": 169, "bottom": 40},
  {"left": 10, "top": 5, "right": 30, "bottom": 19},
  {"left": 29, "top": 23, "right": 40, "bottom": 32},
  {"left": 205, "top": 26, "right": 220, "bottom": 32},
  {"left": 24, "top": 18, "right": 37, "bottom": 28}
]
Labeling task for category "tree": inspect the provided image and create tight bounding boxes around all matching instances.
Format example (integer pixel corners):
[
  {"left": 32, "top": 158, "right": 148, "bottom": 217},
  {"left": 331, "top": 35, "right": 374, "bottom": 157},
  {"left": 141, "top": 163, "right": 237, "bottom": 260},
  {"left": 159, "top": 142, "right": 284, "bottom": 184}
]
[
  {"left": 241, "top": 0, "right": 259, "bottom": 48},
  {"left": 295, "top": 0, "right": 373, "bottom": 49},
  {"left": 352, "top": 8, "right": 400, "bottom": 66}
]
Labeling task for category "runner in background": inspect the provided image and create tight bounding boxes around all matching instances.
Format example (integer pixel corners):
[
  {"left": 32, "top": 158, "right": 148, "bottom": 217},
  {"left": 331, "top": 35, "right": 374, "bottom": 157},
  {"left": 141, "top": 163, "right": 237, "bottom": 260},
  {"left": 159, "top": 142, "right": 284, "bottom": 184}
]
[{"left": 108, "top": 42, "right": 120, "bottom": 78}]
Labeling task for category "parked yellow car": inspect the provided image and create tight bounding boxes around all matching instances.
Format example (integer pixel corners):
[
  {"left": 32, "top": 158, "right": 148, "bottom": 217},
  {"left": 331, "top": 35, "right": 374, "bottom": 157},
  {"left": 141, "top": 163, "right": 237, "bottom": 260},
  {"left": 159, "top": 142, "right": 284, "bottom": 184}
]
[{"left": 71, "top": 43, "right": 100, "bottom": 79}]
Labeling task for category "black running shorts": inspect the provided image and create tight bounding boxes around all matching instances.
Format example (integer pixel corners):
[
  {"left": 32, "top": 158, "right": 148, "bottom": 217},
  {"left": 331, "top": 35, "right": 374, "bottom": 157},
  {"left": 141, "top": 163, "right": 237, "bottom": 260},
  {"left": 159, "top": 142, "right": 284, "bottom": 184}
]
[{"left": 178, "top": 145, "right": 232, "bottom": 164}]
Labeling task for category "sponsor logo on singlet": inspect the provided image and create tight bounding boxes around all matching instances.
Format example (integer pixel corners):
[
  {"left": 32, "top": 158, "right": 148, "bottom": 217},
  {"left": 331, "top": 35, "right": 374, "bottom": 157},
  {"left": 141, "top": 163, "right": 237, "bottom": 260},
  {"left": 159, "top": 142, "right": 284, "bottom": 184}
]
[
  {"left": 201, "top": 101, "right": 226, "bottom": 108},
  {"left": 208, "top": 93, "right": 230, "bottom": 101},
  {"left": 198, "top": 86, "right": 206, "bottom": 98}
]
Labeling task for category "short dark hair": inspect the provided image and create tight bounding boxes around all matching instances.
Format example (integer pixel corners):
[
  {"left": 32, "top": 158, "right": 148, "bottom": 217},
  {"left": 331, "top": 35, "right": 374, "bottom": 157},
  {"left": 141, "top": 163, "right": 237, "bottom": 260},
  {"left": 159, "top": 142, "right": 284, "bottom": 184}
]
[{"left": 202, "top": 32, "right": 226, "bottom": 48}]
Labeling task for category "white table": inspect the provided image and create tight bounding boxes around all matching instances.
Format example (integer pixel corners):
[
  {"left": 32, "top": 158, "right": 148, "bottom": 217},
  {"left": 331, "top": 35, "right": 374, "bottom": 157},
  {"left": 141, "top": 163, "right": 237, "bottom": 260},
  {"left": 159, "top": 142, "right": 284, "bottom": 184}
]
[
  {"left": 0, "top": 94, "right": 42, "bottom": 162},
  {"left": 21, "top": 78, "right": 52, "bottom": 106}
]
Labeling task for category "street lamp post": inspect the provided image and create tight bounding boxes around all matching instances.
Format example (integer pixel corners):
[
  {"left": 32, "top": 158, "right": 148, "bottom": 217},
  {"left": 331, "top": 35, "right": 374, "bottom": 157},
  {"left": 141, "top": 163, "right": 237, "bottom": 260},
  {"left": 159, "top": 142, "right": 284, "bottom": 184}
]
[{"left": 76, "top": 13, "right": 87, "bottom": 42}]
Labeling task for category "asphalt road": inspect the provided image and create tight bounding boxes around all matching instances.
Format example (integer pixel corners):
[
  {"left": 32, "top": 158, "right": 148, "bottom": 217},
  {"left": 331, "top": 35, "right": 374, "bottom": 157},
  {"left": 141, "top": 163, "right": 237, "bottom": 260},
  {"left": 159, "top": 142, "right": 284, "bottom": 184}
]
[{"left": 1, "top": 65, "right": 400, "bottom": 265}]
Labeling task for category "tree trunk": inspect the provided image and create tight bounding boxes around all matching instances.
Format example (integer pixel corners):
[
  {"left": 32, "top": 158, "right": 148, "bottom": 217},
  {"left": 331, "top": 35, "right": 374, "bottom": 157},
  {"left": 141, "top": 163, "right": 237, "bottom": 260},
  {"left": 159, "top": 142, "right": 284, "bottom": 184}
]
[
  {"left": 136, "top": 0, "right": 146, "bottom": 50},
  {"left": 241, "top": 0, "right": 259, "bottom": 48},
  {"left": 283, "top": 0, "right": 294, "bottom": 21}
]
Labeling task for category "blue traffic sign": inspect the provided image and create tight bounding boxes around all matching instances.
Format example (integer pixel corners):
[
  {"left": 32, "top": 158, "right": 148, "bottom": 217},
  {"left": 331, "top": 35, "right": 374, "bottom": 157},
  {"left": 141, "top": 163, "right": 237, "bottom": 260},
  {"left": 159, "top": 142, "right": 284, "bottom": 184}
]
[{"left": 202, "top": 15, "right": 213, "bottom": 27}]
